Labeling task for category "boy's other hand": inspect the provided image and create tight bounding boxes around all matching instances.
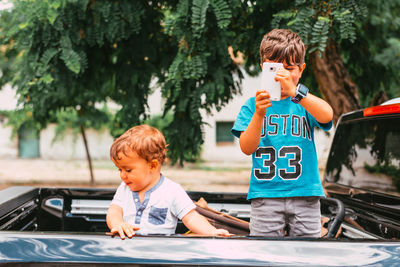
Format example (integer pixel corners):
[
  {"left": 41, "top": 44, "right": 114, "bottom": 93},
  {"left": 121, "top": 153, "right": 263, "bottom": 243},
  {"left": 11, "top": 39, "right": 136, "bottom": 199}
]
[
  {"left": 275, "top": 68, "right": 296, "bottom": 98},
  {"left": 212, "top": 228, "right": 231, "bottom": 237},
  {"left": 110, "top": 222, "right": 140, "bottom": 239},
  {"left": 255, "top": 90, "right": 272, "bottom": 117}
]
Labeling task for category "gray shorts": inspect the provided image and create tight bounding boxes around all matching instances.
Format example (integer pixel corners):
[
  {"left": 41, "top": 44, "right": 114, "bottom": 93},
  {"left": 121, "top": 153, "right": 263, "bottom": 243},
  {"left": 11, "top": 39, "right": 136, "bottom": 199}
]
[{"left": 250, "top": 197, "right": 321, "bottom": 237}]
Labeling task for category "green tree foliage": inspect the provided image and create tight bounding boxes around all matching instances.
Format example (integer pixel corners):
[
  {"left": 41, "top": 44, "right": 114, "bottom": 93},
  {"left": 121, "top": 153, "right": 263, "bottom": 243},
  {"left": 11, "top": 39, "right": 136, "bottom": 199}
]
[
  {"left": 271, "top": 0, "right": 367, "bottom": 53},
  {"left": 162, "top": 0, "right": 243, "bottom": 163},
  {"left": 0, "top": 10, "right": 17, "bottom": 89},
  {"left": 0, "top": 0, "right": 176, "bottom": 182},
  {"left": 0, "top": 0, "right": 243, "bottom": 166},
  {"left": 1, "top": 0, "right": 399, "bottom": 168},
  {"left": 342, "top": 0, "right": 400, "bottom": 106},
  {"left": 1, "top": 0, "right": 173, "bottom": 131}
]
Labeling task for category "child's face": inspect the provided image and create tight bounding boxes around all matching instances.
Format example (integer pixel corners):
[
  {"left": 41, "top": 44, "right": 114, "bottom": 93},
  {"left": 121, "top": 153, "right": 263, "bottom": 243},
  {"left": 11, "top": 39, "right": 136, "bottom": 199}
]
[
  {"left": 112, "top": 150, "right": 159, "bottom": 192},
  {"left": 262, "top": 59, "right": 306, "bottom": 98}
]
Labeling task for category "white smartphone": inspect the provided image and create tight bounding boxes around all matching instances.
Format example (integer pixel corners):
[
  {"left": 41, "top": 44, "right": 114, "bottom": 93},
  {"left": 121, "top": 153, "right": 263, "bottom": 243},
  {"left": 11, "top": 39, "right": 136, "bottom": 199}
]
[{"left": 261, "top": 62, "right": 283, "bottom": 101}]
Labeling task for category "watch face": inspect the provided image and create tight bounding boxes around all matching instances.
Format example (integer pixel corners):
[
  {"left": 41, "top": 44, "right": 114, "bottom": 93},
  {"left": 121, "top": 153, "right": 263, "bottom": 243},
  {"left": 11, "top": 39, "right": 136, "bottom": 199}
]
[
  {"left": 292, "top": 84, "right": 308, "bottom": 103},
  {"left": 297, "top": 84, "right": 309, "bottom": 96}
]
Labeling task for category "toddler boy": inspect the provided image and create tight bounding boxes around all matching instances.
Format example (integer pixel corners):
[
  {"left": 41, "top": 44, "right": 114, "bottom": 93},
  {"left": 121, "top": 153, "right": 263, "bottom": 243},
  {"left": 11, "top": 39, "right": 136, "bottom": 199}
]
[{"left": 107, "top": 124, "right": 230, "bottom": 238}]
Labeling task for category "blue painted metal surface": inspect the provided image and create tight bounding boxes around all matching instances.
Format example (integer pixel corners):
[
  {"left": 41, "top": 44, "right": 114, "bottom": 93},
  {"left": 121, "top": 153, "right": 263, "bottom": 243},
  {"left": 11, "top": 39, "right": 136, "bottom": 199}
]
[{"left": 0, "top": 232, "right": 400, "bottom": 266}]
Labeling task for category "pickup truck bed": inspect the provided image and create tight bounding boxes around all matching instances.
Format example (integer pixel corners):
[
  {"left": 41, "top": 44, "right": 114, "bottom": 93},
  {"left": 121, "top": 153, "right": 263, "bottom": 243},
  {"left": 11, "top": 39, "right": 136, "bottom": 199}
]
[{"left": 0, "top": 185, "right": 399, "bottom": 266}]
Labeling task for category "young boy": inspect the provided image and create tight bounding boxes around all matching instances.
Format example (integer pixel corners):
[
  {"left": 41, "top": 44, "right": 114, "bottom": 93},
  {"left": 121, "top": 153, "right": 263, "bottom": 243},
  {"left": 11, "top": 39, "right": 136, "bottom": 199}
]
[
  {"left": 231, "top": 29, "right": 334, "bottom": 237},
  {"left": 106, "top": 124, "right": 230, "bottom": 239}
]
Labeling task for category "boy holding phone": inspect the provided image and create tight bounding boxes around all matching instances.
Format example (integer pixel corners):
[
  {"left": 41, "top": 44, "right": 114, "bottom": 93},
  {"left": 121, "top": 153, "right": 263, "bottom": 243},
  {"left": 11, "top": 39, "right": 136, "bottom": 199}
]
[{"left": 231, "top": 29, "right": 334, "bottom": 237}]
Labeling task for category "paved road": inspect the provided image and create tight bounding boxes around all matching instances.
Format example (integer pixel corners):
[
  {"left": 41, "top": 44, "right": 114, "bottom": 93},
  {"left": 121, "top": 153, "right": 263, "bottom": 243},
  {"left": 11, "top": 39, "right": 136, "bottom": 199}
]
[
  {"left": 0, "top": 158, "right": 252, "bottom": 192},
  {"left": 0, "top": 158, "right": 327, "bottom": 192}
]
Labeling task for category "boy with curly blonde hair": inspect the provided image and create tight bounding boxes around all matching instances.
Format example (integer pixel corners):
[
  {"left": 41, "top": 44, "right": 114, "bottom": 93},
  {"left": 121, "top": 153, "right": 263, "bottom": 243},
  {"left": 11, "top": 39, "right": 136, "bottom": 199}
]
[{"left": 107, "top": 124, "right": 229, "bottom": 238}]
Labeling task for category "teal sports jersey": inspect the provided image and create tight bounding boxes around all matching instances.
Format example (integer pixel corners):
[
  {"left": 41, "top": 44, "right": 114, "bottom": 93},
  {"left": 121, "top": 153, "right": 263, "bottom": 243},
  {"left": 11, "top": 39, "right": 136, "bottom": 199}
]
[{"left": 232, "top": 96, "right": 332, "bottom": 200}]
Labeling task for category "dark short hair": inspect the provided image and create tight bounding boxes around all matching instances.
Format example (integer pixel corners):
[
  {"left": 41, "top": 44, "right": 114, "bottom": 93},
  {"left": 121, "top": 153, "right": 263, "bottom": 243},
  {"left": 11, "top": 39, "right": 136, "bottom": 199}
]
[{"left": 259, "top": 29, "right": 305, "bottom": 66}]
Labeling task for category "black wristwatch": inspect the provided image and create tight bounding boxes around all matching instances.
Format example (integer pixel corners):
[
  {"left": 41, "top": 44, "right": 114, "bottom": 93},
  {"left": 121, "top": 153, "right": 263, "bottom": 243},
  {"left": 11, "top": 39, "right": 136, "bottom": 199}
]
[{"left": 291, "top": 83, "right": 309, "bottom": 104}]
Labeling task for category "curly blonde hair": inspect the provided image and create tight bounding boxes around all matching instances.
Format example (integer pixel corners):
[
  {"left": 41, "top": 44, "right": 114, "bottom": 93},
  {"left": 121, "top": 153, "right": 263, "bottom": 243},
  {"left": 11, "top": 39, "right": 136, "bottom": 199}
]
[
  {"left": 259, "top": 29, "right": 305, "bottom": 66},
  {"left": 110, "top": 124, "right": 167, "bottom": 164}
]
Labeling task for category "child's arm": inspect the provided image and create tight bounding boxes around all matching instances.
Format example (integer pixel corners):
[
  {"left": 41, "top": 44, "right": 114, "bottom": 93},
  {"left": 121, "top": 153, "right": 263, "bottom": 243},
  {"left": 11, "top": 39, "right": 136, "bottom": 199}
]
[
  {"left": 106, "top": 204, "right": 139, "bottom": 239},
  {"left": 182, "top": 209, "right": 230, "bottom": 237},
  {"left": 239, "top": 90, "right": 272, "bottom": 155},
  {"left": 276, "top": 68, "right": 333, "bottom": 123},
  {"left": 296, "top": 93, "right": 333, "bottom": 123}
]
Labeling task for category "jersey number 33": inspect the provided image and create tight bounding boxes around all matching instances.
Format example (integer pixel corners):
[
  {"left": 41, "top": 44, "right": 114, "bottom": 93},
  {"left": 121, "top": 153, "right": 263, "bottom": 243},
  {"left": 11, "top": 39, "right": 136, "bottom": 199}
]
[{"left": 254, "top": 146, "right": 302, "bottom": 180}]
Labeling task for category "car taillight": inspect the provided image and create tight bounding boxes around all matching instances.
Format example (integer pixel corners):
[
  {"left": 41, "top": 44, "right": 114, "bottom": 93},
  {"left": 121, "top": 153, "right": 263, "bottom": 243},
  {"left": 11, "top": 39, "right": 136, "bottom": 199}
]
[{"left": 363, "top": 103, "right": 400, "bottom": 117}]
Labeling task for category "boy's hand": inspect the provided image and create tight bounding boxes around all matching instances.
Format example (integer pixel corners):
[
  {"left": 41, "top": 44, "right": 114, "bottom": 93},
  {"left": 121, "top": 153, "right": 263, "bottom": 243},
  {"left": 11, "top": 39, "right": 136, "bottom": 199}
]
[
  {"left": 110, "top": 222, "right": 140, "bottom": 239},
  {"left": 255, "top": 90, "right": 272, "bottom": 117},
  {"left": 212, "top": 228, "right": 231, "bottom": 237},
  {"left": 275, "top": 68, "right": 296, "bottom": 98}
]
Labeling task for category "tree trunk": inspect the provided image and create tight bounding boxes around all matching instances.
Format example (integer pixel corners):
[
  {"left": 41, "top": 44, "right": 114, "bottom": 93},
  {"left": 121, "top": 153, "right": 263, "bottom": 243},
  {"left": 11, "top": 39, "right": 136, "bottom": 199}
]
[
  {"left": 80, "top": 125, "right": 95, "bottom": 186},
  {"left": 309, "top": 40, "right": 360, "bottom": 124}
]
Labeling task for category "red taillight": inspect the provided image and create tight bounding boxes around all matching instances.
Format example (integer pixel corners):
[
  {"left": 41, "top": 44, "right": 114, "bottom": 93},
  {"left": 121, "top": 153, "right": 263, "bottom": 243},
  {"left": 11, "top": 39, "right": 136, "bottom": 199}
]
[{"left": 363, "top": 103, "right": 400, "bottom": 117}]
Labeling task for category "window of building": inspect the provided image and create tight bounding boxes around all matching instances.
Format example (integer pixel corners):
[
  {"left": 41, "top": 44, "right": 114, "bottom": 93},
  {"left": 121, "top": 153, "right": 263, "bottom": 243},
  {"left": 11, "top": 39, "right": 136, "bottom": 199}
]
[
  {"left": 216, "top": 121, "right": 234, "bottom": 145},
  {"left": 18, "top": 123, "right": 40, "bottom": 158}
]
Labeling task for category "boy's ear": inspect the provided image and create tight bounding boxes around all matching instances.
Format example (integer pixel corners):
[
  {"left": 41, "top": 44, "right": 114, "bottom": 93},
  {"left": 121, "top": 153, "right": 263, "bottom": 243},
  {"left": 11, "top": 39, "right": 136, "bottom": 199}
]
[
  {"left": 298, "top": 63, "right": 306, "bottom": 78},
  {"left": 149, "top": 159, "right": 159, "bottom": 171},
  {"left": 299, "top": 63, "right": 306, "bottom": 73}
]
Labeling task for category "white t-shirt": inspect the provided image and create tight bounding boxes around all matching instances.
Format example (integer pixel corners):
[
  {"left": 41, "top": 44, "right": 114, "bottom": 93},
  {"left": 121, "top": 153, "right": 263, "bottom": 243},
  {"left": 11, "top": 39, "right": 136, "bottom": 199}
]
[{"left": 110, "top": 175, "right": 196, "bottom": 235}]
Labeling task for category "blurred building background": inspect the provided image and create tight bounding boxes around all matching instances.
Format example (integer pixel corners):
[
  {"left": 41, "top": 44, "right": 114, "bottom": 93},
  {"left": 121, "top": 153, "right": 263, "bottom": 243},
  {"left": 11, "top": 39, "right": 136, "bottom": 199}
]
[{"left": 0, "top": 69, "right": 333, "bottom": 166}]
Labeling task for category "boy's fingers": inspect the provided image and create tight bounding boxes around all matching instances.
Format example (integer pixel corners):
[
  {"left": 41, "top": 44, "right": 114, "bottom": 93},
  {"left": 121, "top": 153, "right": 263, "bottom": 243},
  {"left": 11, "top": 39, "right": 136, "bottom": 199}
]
[
  {"left": 123, "top": 224, "right": 139, "bottom": 238},
  {"left": 222, "top": 230, "right": 231, "bottom": 237},
  {"left": 126, "top": 225, "right": 141, "bottom": 238},
  {"left": 265, "top": 102, "right": 272, "bottom": 108},
  {"left": 257, "top": 100, "right": 272, "bottom": 107},
  {"left": 215, "top": 229, "right": 231, "bottom": 237},
  {"left": 256, "top": 90, "right": 270, "bottom": 98},
  {"left": 276, "top": 68, "right": 288, "bottom": 75},
  {"left": 118, "top": 228, "right": 126, "bottom": 239},
  {"left": 124, "top": 227, "right": 133, "bottom": 238},
  {"left": 109, "top": 227, "right": 119, "bottom": 235},
  {"left": 256, "top": 100, "right": 271, "bottom": 106},
  {"left": 259, "top": 91, "right": 270, "bottom": 98},
  {"left": 105, "top": 232, "right": 116, "bottom": 237},
  {"left": 256, "top": 95, "right": 271, "bottom": 104}
]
